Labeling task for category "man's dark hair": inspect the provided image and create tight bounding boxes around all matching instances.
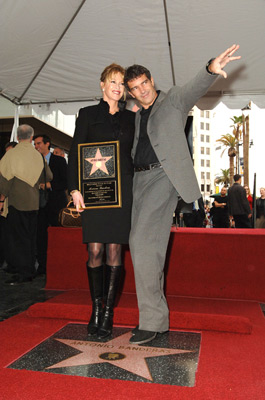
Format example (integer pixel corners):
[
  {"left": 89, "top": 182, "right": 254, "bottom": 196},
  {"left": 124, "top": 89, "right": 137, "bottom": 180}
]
[
  {"left": 233, "top": 174, "right": 241, "bottom": 182},
  {"left": 33, "top": 134, "right": 51, "bottom": 149},
  {"left": 124, "top": 65, "right": 151, "bottom": 90}
]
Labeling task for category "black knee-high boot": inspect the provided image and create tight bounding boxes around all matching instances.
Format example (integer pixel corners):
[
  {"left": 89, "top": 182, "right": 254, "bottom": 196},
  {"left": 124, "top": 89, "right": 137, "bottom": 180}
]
[
  {"left": 86, "top": 264, "right": 104, "bottom": 336},
  {"left": 97, "top": 264, "right": 123, "bottom": 339}
]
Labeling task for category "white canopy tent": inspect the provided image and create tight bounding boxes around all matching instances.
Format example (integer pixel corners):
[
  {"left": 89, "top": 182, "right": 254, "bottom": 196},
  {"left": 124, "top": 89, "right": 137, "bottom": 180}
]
[{"left": 0, "top": 0, "right": 265, "bottom": 113}]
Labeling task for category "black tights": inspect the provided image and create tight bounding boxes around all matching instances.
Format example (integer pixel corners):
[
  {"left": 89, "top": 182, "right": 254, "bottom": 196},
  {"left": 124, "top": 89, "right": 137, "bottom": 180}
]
[{"left": 87, "top": 243, "right": 122, "bottom": 268}]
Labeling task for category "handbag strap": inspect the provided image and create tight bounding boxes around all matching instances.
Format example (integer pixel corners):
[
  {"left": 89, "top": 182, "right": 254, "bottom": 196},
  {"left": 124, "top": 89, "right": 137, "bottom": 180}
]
[{"left": 64, "top": 201, "right": 81, "bottom": 218}]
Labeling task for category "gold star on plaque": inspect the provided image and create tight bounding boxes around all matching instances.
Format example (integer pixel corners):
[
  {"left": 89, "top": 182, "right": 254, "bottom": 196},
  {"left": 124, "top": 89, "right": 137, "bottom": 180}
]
[{"left": 85, "top": 147, "right": 112, "bottom": 176}]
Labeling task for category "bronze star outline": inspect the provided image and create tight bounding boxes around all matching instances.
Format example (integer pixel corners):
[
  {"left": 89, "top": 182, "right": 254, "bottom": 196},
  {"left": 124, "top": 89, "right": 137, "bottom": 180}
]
[
  {"left": 85, "top": 147, "right": 112, "bottom": 176},
  {"left": 46, "top": 332, "right": 192, "bottom": 381}
]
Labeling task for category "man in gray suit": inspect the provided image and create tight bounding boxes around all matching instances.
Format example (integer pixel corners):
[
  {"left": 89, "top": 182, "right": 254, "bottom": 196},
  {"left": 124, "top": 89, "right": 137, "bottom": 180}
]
[{"left": 124, "top": 44, "right": 241, "bottom": 344}]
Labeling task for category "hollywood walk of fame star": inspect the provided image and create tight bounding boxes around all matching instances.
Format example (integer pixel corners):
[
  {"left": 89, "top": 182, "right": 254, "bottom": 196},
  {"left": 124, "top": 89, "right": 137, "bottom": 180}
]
[
  {"left": 46, "top": 332, "right": 192, "bottom": 381},
  {"left": 85, "top": 147, "right": 112, "bottom": 176}
]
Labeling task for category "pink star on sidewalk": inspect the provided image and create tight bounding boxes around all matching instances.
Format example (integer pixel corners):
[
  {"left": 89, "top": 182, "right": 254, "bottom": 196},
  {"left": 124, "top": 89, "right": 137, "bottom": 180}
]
[{"left": 46, "top": 332, "right": 191, "bottom": 381}]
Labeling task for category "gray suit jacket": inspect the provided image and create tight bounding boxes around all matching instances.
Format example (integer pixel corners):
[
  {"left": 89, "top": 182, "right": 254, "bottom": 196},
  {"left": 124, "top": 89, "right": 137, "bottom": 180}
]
[{"left": 132, "top": 66, "right": 217, "bottom": 203}]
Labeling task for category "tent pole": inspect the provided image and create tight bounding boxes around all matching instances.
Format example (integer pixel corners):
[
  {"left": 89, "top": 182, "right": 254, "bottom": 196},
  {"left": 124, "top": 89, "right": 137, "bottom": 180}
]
[
  {"left": 10, "top": 105, "right": 20, "bottom": 142},
  {"left": 17, "top": 0, "right": 87, "bottom": 103},
  {"left": 163, "top": 0, "right": 176, "bottom": 86}
]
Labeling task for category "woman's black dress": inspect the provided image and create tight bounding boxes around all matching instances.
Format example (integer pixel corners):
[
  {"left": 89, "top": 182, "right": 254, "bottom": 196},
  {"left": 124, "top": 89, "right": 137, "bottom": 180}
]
[{"left": 68, "top": 99, "right": 135, "bottom": 244}]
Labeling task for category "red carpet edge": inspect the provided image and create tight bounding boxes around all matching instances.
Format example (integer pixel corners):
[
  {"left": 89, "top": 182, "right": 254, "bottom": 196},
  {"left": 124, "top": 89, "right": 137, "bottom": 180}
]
[{"left": 27, "top": 291, "right": 253, "bottom": 334}]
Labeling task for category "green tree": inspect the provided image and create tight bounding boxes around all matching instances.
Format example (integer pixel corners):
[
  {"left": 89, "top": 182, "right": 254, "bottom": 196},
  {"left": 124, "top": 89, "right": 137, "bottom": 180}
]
[
  {"left": 230, "top": 115, "right": 243, "bottom": 173},
  {"left": 242, "top": 114, "right": 250, "bottom": 186},
  {"left": 216, "top": 134, "right": 237, "bottom": 186},
  {"left": 230, "top": 107, "right": 251, "bottom": 186},
  {"left": 230, "top": 116, "right": 243, "bottom": 141},
  {"left": 215, "top": 168, "right": 230, "bottom": 187}
]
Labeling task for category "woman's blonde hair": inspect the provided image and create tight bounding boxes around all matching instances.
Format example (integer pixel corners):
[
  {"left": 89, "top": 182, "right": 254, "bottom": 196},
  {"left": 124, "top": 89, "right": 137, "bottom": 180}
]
[
  {"left": 244, "top": 185, "right": 251, "bottom": 195},
  {"left": 100, "top": 63, "right": 125, "bottom": 83},
  {"left": 100, "top": 63, "right": 126, "bottom": 101}
]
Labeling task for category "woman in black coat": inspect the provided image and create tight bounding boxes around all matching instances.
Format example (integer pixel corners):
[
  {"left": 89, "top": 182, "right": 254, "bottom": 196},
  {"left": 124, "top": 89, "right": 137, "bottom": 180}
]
[{"left": 68, "top": 63, "right": 135, "bottom": 339}]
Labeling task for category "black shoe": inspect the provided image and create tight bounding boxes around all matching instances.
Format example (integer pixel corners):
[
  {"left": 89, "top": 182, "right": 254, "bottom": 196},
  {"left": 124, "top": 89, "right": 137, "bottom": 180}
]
[
  {"left": 5, "top": 275, "right": 33, "bottom": 285},
  {"left": 131, "top": 325, "right": 139, "bottom": 335},
  {"left": 129, "top": 329, "right": 157, "bottom": 344},
  {"left": 131, "top": 325, "right": 168, "bottom": 336},
  {"left": 87, "top": 298, "right": 103, "bottom": 336},
  {"left": 97, "top": 265, "right": 123, "bottom": 339},
  {"left": 97, "top": 306, "right": 113, "bottom": 339},
  {"left": 86, "top": 265, "right": 104, "bottom": 336}
]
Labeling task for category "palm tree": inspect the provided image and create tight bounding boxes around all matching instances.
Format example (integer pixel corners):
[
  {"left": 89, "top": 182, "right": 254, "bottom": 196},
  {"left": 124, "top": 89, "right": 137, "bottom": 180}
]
[
  {"left": 231, "top": 106, "right": 251, "bottom": 186},
  {"left": 230, "top": 116, "right": 243, "bottom": 173},
  {"left": 215, "top": 168, "right": 230, "bottom": 187},
  {"left": 230, "top": 116, "right": 243, "bottom": 141},
  {"left": 242, "top": 114, "right": 250, "bottom": 186},
  {"left": 216, "top": 134, "right": 237, "bottom": 186}
]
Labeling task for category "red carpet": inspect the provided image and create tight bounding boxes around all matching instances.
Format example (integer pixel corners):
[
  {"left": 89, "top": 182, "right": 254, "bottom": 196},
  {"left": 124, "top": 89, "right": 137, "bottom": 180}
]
[
  {"left": 28, "top": 291, "right": 253, "bottom": 334},
  {"left": 46, "top": 227, "right": 265, "bottom": 302},
  {"left": 1, "top": 227, "right": 265, "bottom": 399},
  {"left": 0, "top": 305, "right": 265, "bottom": 399},
  {"left": 40, "top": 226, "right": 265, "bottom": 335}
]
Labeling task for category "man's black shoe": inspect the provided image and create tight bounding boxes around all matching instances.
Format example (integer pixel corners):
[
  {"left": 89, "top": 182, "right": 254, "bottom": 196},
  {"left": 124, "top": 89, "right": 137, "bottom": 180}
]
[
  {"left": 131, "top": 325, "right": 139, "bottom": 335},
  {"left": 131, "top": 325, "right": 168, "bottom": 336},
  {"left": 129, "top": 329, "right": 157, "bottom": 344}
]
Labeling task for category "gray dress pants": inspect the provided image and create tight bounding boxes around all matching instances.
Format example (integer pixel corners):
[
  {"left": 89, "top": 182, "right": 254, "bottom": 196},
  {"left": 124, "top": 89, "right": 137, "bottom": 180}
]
[{"left": 129, "top": 167, "right": 178, "bottom": 332}]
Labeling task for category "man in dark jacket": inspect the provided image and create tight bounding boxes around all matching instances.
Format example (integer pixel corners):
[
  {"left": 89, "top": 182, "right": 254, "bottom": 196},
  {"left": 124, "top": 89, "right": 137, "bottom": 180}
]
[
  {"left": 34, "top": 134, "right": 68, "bottom": 274},
  {"left": 228, "top": 174, "right": 252, "bottom": 228},
  {"left": 34, "top": 135, "right": 68, "bottom": 225},
  {"left": 213, "top": 187, "right": 229, "bottom": 228},
  {"left": 183, "top": 197, "right": 205, "bottom": 227}
]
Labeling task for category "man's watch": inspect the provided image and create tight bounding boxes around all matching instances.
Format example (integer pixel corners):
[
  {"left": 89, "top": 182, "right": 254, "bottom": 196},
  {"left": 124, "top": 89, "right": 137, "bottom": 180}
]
[{"left": 206, "top": 58, "right": 217, "bottom": 75}]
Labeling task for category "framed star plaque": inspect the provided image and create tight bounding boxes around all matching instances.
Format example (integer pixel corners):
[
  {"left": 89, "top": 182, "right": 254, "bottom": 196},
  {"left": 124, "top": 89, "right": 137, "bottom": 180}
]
[{"left": 78, "top": 141, "right": 122, "bottom": 209}]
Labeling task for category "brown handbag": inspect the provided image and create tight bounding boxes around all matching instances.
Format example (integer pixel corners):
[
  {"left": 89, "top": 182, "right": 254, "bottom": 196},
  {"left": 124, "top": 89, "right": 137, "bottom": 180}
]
[{"left": 59, "top": 201, "right": 82, "bottom": 227}]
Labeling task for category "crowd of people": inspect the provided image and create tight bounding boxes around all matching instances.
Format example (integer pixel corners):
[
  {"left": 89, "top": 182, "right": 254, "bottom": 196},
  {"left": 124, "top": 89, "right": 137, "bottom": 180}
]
[
  {"left": 1, "top": 43, "right": 264, "bottom": 346},
  {"left": 211, "top": 177, "right": 262, "bottom": 229},
  {"left": 0, "top": 128, "right": 67, "bottom": 283},
  {"left": 175, "top": 177, "right": 264, "bottom": 230}
]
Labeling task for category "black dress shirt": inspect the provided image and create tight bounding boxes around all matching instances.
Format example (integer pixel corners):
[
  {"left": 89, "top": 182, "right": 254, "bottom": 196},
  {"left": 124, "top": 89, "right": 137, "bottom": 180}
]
[{"left": 134, "top": 91, "right": 160, "bottom": 167}]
